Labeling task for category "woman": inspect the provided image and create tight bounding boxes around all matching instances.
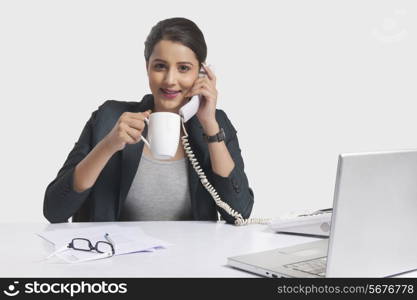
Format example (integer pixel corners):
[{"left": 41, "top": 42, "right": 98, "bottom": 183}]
[{"left": 43, "top": 17, "right": 254, "bottom": 225}]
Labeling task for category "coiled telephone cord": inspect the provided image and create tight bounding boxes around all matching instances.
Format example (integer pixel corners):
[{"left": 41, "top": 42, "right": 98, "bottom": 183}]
[{"left": 181, "top": 120, "right": 271, "bottom": 226}]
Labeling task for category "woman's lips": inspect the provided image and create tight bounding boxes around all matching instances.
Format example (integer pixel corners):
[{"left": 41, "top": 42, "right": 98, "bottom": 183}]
[{"left": 160, "top": 88, "right": 181, "bottom": 99}]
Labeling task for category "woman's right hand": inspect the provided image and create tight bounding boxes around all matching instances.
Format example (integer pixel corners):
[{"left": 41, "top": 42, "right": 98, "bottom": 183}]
[{"left": 103, "top": 110, "right": 152, "bottom": 153}]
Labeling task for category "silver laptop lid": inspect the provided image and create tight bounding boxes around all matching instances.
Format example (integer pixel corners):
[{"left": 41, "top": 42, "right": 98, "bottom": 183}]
[{"left": 326, "top": 149, "right": 417, "bottom": 277}]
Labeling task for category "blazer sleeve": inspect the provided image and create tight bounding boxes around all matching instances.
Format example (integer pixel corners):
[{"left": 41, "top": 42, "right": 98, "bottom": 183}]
[
  {"left": 209, "top": 110, "right": 254, "bottom": 224},
  {"left": 43, "top": 109, "right": 99, "bottom": 223}
]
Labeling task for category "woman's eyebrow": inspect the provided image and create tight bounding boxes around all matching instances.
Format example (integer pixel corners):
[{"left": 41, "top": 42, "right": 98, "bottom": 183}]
[{"left": 153, "top": 58, "right": 194, "bottom": 66}]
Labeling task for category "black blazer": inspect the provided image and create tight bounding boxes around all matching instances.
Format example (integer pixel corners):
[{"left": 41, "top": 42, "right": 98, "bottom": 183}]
[{"left": 43, "top": 94, "right": 254, "bottom": 224}]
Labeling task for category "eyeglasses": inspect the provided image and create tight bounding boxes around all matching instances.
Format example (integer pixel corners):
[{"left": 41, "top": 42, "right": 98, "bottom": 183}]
[
  {"left": 69, "top": 234, "right": 115, "bottom": 255},
  {"left": 45, "top": 233, "right": 115, "bottom": 263}
]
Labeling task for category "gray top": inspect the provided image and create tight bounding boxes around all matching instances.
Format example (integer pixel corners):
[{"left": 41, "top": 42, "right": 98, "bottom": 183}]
[{"left": 119, "top": 152, "right": 193, "bottom": 221}]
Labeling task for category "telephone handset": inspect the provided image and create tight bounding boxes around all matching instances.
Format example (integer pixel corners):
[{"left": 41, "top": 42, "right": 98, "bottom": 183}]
[
  {"left": 178, "top": 66, "right": 206, "bottom": 122},
  {"left": 178, "top": 65, "right": 270, "bottom": 226}
]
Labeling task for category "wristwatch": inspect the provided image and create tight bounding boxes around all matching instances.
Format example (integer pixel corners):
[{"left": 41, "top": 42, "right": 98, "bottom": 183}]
[{"left": 203, "top": 128, "right": 225, "bottom": 143}]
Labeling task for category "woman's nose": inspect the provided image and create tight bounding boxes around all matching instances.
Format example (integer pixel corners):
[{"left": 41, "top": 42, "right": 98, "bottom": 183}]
[{"left": 163, "top": 69, "right": 177, "bottom": 85}]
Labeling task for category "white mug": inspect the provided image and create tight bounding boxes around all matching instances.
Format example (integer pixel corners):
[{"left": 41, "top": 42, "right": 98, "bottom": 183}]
[{"left": 141, "top": 112, "right": 181, "bottom": 160}]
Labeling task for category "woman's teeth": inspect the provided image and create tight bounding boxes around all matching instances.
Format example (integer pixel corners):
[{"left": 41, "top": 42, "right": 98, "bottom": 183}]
[{"left": 161, "top": 88, "right": 180, "bottom": 94}]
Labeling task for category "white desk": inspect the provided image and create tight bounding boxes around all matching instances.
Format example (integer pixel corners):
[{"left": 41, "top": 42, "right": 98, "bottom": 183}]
[
  {"left": 1, "top": 221, "right": 416, "bottom": 278},
  {"left": 0, "top": 221, "right": 320, "bottom": 277}
]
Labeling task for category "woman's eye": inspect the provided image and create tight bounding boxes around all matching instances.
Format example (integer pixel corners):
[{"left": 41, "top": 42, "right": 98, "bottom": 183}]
[
  {"left": 153, "top": 64, "right": 190, "bottom": 72},
  {"left": 154, "top": 63, "right": 165, "bottom": 70},
  {"left": 179, "top": 65, "right": 190, "bottom": 72}
]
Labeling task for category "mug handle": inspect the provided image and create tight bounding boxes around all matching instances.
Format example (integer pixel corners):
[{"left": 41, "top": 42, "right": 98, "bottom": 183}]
[{"left": 141, "top": 118, "right": 150, "bottom": 148}]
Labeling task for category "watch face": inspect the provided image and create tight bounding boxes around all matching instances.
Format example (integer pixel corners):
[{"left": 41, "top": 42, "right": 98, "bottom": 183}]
[
  {"left": 218, "top": 128, "right": 225, "bottom": 140},
  {"left": 206, "top": 128, "right": 225, "bottom": 143}
]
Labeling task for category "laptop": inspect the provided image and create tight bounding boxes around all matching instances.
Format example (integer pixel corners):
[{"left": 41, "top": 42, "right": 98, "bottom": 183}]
[{"left": 228, "top": 150, "right": 417, "bottom": 277}]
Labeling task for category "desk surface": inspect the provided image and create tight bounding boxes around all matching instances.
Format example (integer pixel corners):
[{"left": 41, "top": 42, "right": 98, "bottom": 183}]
[
  {"left": 1, "top": 221, "right": 416, "bottom": 278},
  {"left": 1, "top": 221, "right": 320, "bottom": 277}
]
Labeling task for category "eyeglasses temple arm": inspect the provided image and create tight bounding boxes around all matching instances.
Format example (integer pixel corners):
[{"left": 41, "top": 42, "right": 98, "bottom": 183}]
[
  {"left": 104, "top": 233, "right": 115, "bottom": 254},
  {"left": 45, "top": 244, "right": 69, "bottom": 259}
]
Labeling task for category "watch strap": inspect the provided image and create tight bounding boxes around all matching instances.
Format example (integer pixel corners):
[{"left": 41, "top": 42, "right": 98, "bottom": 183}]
[{"left": 203, "top": 127, "right": 225, "bottom": 143}]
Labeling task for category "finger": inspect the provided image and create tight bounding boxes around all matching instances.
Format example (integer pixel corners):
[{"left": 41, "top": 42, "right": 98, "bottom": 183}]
[
  {"left": 120, "top": 113, "right": 146, "bottom": 130},
  {"left": 125, "top": 126, "right": 142, "bottom": 143},
  {"left": 121, "top": 112, "right": 143, "bottom": 121},
  {"left": 186, "top": 86, "right": 201, "bottom": 98},
  {"left": 196, "top": 77, "right": 210, "bottom": 85},
  {"left": 135, "top": 109, "right": 152, "bottom": 119},
  {"left": 122, "top": 118, "right": 146, "bottom": 131},
  {"left": 143, "top": 109, "right": 152, "bottom": 118},
  {"left": 189, "top": 86, "right": 212, "bottom": 100},
  {"left": 118, "top": 122, "right": 137, "bottom": 142},
  {"left": 201, "top": 77, "right": 213, "bottom": 90},
  {"left": 187, "top": 78, "right": 204, "bottom": 93},
  {"left": 121, "top": 130, "right": 135, "bottom": 144},
  {"left": 192, "top": 76, "right": 210, "bottom": 87},
  {"left": 125, "top": 110, "right": 152, "bottom": 120},
  {"left": 201, "top": 63, "right": 216, "bottom": 82},
  {"left": 191, "top": 83, "right": 211, "bottom": 95}
]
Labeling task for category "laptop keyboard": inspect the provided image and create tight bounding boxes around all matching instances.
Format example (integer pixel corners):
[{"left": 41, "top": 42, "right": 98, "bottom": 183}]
[{"left": 284, "top": 257, "right": 327, "bottom": 277}]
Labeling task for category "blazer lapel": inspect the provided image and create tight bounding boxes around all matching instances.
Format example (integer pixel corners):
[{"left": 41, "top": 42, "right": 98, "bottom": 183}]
[{"left": 117, "top": 96, "right": 153, "bottom": 218}]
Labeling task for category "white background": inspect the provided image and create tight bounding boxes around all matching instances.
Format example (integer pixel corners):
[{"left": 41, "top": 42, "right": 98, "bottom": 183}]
[{"left": 0, "top": 0, "right": 415, "bottom": 222}]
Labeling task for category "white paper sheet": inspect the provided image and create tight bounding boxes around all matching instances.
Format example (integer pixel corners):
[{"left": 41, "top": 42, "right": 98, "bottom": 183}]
[{"left": 38, "top": 224, "right": 171, "bottom": 263}]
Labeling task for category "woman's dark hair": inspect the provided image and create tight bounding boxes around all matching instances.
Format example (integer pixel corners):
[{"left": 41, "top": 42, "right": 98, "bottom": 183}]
[{"left": 144, "top": 17, "right": 207, "bottom": 68}]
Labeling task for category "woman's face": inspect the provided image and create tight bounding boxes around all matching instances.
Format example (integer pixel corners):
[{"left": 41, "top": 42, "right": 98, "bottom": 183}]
[{"left": 146, "top": 39, "right": 200, "bottom": 113}]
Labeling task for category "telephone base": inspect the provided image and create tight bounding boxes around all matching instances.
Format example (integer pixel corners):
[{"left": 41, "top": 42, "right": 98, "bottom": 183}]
[
  {"left": 269, "top": 208, "right": 332, "bottom": 237},
  {"left": 275, "top": 230, "right": 330, "bottom": 238}
]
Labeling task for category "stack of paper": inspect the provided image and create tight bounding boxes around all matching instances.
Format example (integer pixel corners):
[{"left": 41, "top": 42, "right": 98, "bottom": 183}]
[{"left": 38, "top": 224, "right": 171, "bottom": 263}]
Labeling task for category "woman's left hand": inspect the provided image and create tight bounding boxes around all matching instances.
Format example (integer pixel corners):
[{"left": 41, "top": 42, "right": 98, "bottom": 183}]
[{"left": 186, "top": 63, "right": 218, "bottom": 128}]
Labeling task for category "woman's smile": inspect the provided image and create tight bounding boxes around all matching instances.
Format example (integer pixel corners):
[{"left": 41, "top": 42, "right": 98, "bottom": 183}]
[{"left": 160, "top": 88, "right": 182, "bottom": 99}]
